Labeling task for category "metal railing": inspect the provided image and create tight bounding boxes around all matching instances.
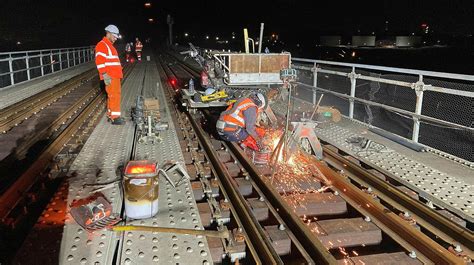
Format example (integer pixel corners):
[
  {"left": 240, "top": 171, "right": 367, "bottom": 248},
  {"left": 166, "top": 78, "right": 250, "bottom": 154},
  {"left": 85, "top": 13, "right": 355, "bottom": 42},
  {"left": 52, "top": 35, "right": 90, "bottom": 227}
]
[
  {"left": 0, "top": 46, "right": 95, "bottom": 89},
  {"left": 291, "top": 58, "right": 474, "bottom": 149}
]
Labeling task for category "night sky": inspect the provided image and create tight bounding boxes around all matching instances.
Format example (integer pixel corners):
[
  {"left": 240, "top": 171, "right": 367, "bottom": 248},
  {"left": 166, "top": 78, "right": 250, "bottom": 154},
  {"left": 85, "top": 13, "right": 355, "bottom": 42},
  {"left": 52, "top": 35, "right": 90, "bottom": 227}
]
[{"left": 1, "top": 0, "right": 473, "bottom": 49}]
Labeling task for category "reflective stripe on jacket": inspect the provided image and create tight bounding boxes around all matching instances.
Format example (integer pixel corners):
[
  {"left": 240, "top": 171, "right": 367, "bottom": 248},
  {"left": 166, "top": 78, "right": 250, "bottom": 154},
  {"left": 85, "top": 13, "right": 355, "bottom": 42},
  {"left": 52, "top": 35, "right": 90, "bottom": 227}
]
[
  {"left": 218, "top": 98, "right": 257, "bottom": 130},
  {"left": 95, "top": 37, "right": 123, "bottom": 80}
]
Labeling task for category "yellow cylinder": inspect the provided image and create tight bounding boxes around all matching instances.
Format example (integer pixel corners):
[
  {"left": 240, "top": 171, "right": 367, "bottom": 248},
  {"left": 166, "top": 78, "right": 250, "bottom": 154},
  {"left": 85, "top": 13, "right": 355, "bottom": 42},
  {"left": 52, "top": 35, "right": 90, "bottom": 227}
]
[{"left": 243, "top": 28, "right": 249, "bottom": 54}]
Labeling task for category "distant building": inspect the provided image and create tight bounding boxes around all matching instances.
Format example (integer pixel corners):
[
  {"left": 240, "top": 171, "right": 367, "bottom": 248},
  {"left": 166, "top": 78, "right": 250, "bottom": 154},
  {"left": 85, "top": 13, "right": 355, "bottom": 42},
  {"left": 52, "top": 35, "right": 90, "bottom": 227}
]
[
  {"left": 396, "top": 36, "right": 422, "bottom": 47},
  {"left": 352, "top": 36, "right": 376, "bottom": 47},
  {"left": 320, "top": 36, "right": 341, "bottom": 46}
]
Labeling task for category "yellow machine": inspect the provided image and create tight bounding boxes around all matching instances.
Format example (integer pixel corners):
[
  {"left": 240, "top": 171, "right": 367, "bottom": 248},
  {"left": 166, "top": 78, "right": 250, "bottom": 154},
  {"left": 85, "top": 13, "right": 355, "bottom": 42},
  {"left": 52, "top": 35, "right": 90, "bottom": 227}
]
[{"left": 201, "top": 90, "right": 228, "bottom": 102}]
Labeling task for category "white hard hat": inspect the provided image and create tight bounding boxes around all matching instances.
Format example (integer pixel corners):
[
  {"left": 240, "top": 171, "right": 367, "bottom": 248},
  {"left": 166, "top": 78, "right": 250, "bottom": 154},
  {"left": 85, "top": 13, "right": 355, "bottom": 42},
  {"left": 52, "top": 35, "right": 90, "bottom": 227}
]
[
  {"left": 256, "top": 93, "right": 266, "bottom": 110},
  {"left": 105, "top": 25, "right": 121, "bottom": 38}
]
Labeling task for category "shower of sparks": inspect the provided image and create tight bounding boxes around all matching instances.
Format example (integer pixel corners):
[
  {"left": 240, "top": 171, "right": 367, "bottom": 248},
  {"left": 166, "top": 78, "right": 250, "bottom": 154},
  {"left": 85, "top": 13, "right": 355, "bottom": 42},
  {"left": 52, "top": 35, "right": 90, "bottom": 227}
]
[{"left": 255, "top": 126, "right": 341, "bottom": 244}]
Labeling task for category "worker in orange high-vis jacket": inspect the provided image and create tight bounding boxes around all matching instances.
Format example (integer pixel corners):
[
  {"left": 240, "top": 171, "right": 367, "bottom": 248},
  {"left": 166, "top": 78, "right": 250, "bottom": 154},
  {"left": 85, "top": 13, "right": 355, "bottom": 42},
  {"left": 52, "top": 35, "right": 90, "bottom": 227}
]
[
  {"left": 216, "top": 93, "right": 267, "bottom": 151},
  {"left": 95, "top": 25, "right": 125, "bottom": 125},
  {"left": 135, "top": 37, "right": 143, "bottom": 61}
]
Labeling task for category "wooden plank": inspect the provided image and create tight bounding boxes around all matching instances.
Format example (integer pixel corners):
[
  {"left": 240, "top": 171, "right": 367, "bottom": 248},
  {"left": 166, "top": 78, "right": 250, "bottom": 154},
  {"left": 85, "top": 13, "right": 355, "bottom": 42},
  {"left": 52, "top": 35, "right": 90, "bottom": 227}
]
[
  {"left": 197, "top": 202, "right": 212, "bottom": 227},
  {"left": 260, "top": 55, "right": 290, "bottom": 73},
  {"left": 234, "top": 178, "right": 253, "bottom": 197},
  {"left": 207, "top": 237, "right": 225, "bottom": 264},
  {"left": 264, "top": 225, "right": 291, "bottom": 256},
  {"left": 311, "top": 217, "right": 382, "bottom": 249},
  {"left": 247, "top": 198, "right": 269, "bottom": 221},
  {"left": 229, "top": 55, "right": 259, "bottom": 73},
  {"left": 283, "top": 192, "right": 347, "bottom": 216},
  {"left": 271, "top": 177, "right": 321, "bottom": 194}
]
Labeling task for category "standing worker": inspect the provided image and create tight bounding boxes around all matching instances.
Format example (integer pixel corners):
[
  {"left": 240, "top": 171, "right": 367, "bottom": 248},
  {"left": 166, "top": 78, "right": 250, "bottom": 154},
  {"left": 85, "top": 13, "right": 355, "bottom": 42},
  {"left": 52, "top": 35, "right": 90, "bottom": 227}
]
[
  {"left": 125, "top": 42, "right": 132, "bottom": 62},
  {"left": 135, "top": 37, "right": 143, "bottom": 61},
  {"left": 216, "top": 93, "right": 267, "bottom": 151},
  {"left": 95, "top": 25, "right": 125, "bottom": 125}
]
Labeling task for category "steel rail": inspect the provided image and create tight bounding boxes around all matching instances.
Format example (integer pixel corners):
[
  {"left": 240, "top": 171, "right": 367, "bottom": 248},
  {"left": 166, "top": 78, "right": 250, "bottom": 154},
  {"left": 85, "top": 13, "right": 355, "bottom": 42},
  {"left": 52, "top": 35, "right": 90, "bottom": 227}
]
[
  {"left": 168, "top": 51, "right": 468, "bottom": 264},
  {"left": 305, "top": 152, "right": 466, "bottom": 265},
  {"left": 157, "top": 54, "right": 282, "bottom": 264},
  {"left": 0, "top": 93, "right": 106, "bottom": 220},
  {"left": 227, "top": 142, "right": 338, "bottom": 265},
  {"left": 187, "top": 112, "right": 284, "bottom": 265},
  {"left": 0, "top": 65, "right": 134, "bottom": 220},
  {"left": 322, "top": 147, "right": 474, "bottom": 256},
  {"left": 13, "top": 84, "right": 102, "bottom": 159},
  {"left": 0, "top": 69, "right": 96, "bottom": 133}
]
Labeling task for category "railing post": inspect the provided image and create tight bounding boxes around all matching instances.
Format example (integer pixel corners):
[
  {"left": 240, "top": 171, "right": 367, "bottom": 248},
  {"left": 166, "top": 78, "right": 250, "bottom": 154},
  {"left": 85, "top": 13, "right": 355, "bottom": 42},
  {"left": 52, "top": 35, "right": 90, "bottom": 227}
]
[
  {"left": 412, "top": 75, "right": 425, "bottom": 143},
  {"left": 312, "top": 62, "right": 318, "bottom": 104},
  {"left": 72, "top": 49, "right": 76, "bottom": 66},
  {"left": 40, "top": 51, "right": 44, "bottom": 76},
  {"left": 67, "top": 49, "right": 70, "bottom": 68},
  {"left": 25, "top": 52, "right": 31, "bottom": 81},
  {"left": 8, "top": 54, "right": 14, "bottom": 86},
  {"left": 50, "top": 52, "right": 54, "bottom": 73},
  {"left": 59, "top": 50, "right": 63, "bottom": 70},
  {"left": 349, "top": 66, "right": 357, "bottom": 119}
]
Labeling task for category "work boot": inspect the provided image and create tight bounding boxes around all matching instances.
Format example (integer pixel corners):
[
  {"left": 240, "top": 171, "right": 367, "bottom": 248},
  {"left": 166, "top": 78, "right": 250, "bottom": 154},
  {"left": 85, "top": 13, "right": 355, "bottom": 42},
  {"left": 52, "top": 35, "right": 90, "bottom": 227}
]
[{"left": 111, "top": 117, "right": 125, "bottom": 125}]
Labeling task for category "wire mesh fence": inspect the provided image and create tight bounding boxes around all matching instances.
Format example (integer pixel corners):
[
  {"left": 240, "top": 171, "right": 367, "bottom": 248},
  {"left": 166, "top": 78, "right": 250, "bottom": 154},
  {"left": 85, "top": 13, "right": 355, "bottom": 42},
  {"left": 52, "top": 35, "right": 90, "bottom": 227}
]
[{"left": 292, "top": 59, "right": 474, "bottom": 162}]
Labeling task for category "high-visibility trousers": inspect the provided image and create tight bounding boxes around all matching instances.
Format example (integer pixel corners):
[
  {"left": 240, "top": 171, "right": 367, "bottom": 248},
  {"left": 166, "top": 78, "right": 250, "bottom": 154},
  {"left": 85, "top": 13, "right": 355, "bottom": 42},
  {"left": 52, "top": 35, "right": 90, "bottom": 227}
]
[{"left": 106, "top": 78, "right": 121, "bottom": 119}]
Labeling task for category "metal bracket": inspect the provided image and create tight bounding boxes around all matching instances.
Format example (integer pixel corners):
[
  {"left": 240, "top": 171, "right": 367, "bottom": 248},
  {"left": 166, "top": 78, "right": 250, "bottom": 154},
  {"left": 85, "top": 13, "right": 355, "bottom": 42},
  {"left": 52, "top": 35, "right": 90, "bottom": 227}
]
[
  {"left": 159, "top": 161, "right": 191, "bottom": 187},
  {"left": 288, "top": 121, "right": 323, "bottom": 160},
  {"left": 348, "top": 71, "right": 360, "bottom": 80},
  {"left": 311, "top": 66, "right": 321, "bottom": 73},
  {"left": 411, "top": 80, "right": 432, "bottom": 95}
]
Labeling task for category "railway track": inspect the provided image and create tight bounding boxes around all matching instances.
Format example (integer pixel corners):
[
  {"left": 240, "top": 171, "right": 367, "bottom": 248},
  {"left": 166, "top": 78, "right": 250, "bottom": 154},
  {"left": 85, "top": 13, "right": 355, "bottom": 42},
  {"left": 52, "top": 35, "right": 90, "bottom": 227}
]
[
  {"left": 0, "top": 68, "right": 96, "bottom": 134},
  {"left": 6, "top": 50, "right": 470, "bottom": 264},
  {"left": 0, "top": 64, "right": 134, "bottom": 263},
  {"left": 159, "top": 51, "right": 471, "bottom": 264}
]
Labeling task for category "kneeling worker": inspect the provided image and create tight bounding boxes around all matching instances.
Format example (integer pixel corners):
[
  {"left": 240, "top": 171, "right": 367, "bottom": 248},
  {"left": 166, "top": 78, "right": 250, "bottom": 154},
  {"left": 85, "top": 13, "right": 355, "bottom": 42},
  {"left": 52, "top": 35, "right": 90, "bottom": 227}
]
[
  {"left": 95, "top": 25, "right": 125, "bottom": 125},
  {"left": 216, "top": 93, "right": 267, "bottom": 151}
]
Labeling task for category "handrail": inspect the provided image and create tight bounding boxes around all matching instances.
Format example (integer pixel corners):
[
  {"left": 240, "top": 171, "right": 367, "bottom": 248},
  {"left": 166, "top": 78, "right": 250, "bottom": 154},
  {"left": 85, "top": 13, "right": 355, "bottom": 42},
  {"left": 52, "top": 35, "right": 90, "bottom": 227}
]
[
  {"left": 0, "top": 46, "right": 94, "bottom": 56},
  {"left": 291, "top": 57, "right": 474, "bottom": 147},
  {"left": 293, "top": 57, "right": 474, "bottom": 81},
  {"left": 0, "top": 46, "right": 95, "bottom": 89}
]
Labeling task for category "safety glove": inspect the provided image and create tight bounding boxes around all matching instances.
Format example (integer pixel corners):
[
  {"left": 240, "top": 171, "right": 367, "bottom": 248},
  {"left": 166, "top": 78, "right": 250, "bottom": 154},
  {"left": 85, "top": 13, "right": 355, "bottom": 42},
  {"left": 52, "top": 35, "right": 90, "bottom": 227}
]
[{"left": 103, "top": 73, "right": 112, "bottom": 86}]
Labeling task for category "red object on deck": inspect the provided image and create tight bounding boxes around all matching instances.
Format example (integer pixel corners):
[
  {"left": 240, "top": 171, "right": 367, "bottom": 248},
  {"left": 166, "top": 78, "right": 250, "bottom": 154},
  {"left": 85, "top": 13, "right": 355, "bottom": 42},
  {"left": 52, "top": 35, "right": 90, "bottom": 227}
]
[{"left": 124, "top": 160, "right": 157, "bottom": 175}]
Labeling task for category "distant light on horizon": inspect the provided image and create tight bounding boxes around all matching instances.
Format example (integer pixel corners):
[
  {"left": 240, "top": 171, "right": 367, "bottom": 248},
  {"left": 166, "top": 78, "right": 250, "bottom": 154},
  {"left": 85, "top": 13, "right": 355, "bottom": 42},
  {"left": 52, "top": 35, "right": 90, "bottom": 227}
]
[
  {"left": 184, "top": 33, "right": 189, "bottom": 37},
  {"left": 144, "top": 2, "right": 151, "bottom": 7},
  {"left": 148, "top": 18, "right": 154, "bottom": 22},
  {"left": 206, "top": 36, "right": 209, "bottom": 39},
  {"left": 215, "top": 36, "right": 219, "bottom": 40}
]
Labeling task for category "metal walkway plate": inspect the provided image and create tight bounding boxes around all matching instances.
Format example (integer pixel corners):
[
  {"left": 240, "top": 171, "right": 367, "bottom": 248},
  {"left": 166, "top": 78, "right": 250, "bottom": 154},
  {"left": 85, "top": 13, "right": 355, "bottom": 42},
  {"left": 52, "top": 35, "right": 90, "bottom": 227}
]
[
  {"left": 118, "top": 60, "right": 212, "bottom": 265},
  {"left": 59, "top": 63, "right": 146, "bottom": 264}
]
